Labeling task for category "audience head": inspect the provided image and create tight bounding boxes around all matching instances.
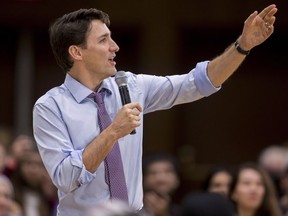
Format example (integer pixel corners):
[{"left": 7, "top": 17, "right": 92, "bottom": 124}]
[
  {"left": 142, "top": 153, "right": 180, "bottom": 196},
  {"left": 229, "top": 162, "right": 282, "bottom": 216},
  {"left": 181, "top": 192, "right": 233, "bottom": 216},
  {"left": 258, "top": 145, "right": 288, "bottom": 176},
  {"left": 258, "top": 145, "right": 288, "bottom": 197},
  {"left": 17, "top": 148, "right": 46, "bottom": 189},
  {"left": 202, "top": 165, "right": 232, "bottom": 197},
  {"left": 5, "top": 134, "right": 35, "bottom": 173},
  {"left": 10, "top": 135, "right": 35, "bottom": 160}
]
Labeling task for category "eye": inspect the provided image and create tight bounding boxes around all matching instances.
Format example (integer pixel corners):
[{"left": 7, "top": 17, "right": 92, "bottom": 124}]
[{"left": 99, "top": 37, "right": 107, "bottom": 43}]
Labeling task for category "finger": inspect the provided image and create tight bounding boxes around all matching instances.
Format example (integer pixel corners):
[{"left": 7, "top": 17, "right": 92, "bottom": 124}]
[
  {"left": 125, "top": 102, "right": 142, "bottom": 112},
  {"left": 263, "top": 8, "right": 278, "bottom": 22},
  {"left": 264, "top": 16, "right": 276, "bottom": 32},
  {"left": 131, "top": 107, "right": 141, "bottom": 115},
  {"left": 266, "top": 16, "right": 276, "bottom": 26},
  {"left": 133, "top": 115, "right": 141, "bottom": 122},
  {"left": 269, "top": 26, "right": 274, "bottom": 34},
  {"left": 258, "top": 4, "right": 277, "bottom": 20},
  {"left": 135, "top": 102, "right": 142, "bottom": 112},
  {"left": 245, "top": 11, "right": 258, "bottom": 26},
  {"left": 265, "top": 25, "right": 274, "bottom": 35}
]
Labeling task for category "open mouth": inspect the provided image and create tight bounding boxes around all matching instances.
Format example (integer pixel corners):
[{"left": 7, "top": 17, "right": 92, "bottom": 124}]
[{"left": 109, "top": 56, "right": 116, "bottom": 65}]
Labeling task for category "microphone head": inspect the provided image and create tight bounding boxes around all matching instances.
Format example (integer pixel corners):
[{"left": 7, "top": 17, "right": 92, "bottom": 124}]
[{"left": 115, "top": 71, "right": 128, "bottom": 87}]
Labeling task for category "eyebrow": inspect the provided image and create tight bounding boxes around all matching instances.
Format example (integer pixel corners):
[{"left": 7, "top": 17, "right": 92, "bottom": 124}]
[{"left": 98, "top": 31, "right": 112, "bottom": 40}]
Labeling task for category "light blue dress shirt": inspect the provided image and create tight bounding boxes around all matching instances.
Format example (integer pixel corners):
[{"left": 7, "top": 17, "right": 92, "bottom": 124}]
[{"left": 33, "top": 61, "right": 220, "bottom": 216}]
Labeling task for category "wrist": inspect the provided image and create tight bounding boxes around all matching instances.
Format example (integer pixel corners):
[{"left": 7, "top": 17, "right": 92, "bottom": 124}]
[
  {"left": 234, "top": 40, "right": 250, "bottom": 55},
  {"left": 105, "top": 125, "right": 121, "bottom": 142}
]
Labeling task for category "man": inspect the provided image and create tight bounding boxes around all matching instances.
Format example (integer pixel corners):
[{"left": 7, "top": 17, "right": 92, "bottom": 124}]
[{"left": 33, "top": 5, "right": 277, "bottom": 215}]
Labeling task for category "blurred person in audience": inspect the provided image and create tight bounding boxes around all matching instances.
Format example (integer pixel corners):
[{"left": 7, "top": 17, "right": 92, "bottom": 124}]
[
  {"left": 141, "top": 153, "right": 180, "bottom": 216},
  {"left": 0, "top": 141, "right": 7, "bottom": 173},
  {"left": 4, "top": 135, "right": 35, "bottom": 178},
  {"left": 41, "top": 166, "right": 58, "bottom": 216},
  {"left": 229, "top": 162, "right": 283, "bottom": 216},
  {"left": 279, "top": 167, "right": 288, "bottom": 214},
  {"left": 181, "top": 191, "right": 233, "bottom": 216},
  {"left": 11, "top": 148, "right": 57, "bottom": 216},
  {"left": 202, "top": 165, "right": 232, "bottom": 198},
  {"left": 258, "top": 145, "right": 288, "bottom": 198},
  {"left": 0, "top": 174, "right": 22, "bottom": 216}
]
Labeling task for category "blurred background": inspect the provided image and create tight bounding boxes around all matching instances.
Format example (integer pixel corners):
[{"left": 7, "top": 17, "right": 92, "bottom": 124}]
[{"left": 0, "top": 0, "right": 287, "bottom": 199}]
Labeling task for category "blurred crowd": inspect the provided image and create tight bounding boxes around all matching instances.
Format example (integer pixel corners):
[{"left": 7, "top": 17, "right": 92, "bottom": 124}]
[
  {"left": 0, "top": 134, "right": 57, "bottom": 216},
  {"left": 138, "top": 145, "right": 288, "bottom": 216},
  {"left": 1, "top": 131, "right": 288, "bottom": 216}
]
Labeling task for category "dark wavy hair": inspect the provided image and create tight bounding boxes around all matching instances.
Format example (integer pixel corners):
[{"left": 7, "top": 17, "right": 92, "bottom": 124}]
[
  {"left": 49, "top": 8, "right": 110, "bottom": 72},
  {"left": 201, "top": 165, "right": 232, "bottom": 192}
]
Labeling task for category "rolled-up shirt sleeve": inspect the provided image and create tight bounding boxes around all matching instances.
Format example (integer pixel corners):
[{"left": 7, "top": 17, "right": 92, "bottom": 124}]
[
  {"left": 70, "top": 150, "right": 96, "bottom": 185},
  {"left": 33, "top": 101, "right": 96, "bottom": 194},
  {"left": 193, "top": 61, "right": 221, "bottom": 96}
]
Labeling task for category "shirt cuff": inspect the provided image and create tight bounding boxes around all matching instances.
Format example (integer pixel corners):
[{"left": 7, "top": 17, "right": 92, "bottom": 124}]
[
  {"left": 70, "top": 150, "right": 96, "bottom": 185},
  {"left": 194, "top": 61, "right": 221, "bottom": 96}
]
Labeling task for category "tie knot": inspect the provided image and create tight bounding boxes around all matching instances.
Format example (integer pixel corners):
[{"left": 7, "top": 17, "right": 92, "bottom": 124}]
[{"left": 89, "top": 91, "right": 105, "bottom": 105}]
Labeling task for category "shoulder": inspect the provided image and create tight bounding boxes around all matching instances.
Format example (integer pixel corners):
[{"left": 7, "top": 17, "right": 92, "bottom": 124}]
[
  {"left": 34, "top": 84, "right": 68, "bottom": 107},
  {"left": 120, "top": 70, "right": 160, "bottom": 85}
]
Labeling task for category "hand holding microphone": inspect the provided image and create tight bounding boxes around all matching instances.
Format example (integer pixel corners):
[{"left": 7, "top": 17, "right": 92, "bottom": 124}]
[{"left": 115, "top": 71, "right": 140, "bottom": 135}]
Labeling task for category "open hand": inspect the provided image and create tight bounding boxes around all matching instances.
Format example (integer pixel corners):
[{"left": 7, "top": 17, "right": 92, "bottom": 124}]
[{"left": 238, "top": 4, "right": 278, "bottom": 51}]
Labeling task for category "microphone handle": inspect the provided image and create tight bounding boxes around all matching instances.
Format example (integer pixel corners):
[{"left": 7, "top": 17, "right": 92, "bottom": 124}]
[
  {"left": 119, "top": 86, "right": 131, "bottom": 104},
  {"left": 119, "top": 86, "right": 136, "bottom": 135}
]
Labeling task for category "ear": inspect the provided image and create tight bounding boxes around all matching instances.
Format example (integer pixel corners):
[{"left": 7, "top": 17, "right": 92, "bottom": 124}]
[{"left": 68, "top": 45, "right": 82, "bottom": 61}]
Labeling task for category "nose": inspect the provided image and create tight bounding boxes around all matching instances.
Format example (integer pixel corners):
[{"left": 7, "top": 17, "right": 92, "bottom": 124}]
[{"left": 110, "top": 39, "right": 120, "bottom": 52}]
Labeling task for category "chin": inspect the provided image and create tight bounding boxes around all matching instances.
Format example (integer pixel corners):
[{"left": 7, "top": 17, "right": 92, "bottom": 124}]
[
  {"left": 109, "top": 68, "right": 117, "bottom": 76},
  {"left": 245, "top": 202, "right": 262, "bottom": 210}
]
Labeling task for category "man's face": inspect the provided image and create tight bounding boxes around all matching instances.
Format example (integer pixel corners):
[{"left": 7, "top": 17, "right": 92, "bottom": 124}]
[
  {"left": 79, "top": 20, "right": 119, "bottom": 79},
  {"left": 144, "top": 161, "right": 179, "bottom": 195}
]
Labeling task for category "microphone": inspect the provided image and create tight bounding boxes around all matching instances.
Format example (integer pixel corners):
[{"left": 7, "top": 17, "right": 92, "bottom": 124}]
[{"left": 115, "top": 71, "right": 136, "bottom": 135}]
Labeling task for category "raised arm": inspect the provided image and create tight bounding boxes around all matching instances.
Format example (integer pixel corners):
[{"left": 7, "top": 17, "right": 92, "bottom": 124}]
[{"left": 207, "top": 4, "right": 278, "bottom": 87}]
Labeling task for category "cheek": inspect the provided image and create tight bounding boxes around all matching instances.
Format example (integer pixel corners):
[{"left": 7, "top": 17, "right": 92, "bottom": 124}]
[
  {"left": 232, "top": 187, "right": 246, "bottom": 202},
  {"left": 144, "top": 176, "right": 156, "bottom": 187},
  {"left": 258, "top": 187, "right": 266, "bottom": 199}
]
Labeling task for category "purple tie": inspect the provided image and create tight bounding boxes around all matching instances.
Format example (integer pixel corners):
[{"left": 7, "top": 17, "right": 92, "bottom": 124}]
[{"left": 91, "top": 90, "right": 128, "bottom": 202}]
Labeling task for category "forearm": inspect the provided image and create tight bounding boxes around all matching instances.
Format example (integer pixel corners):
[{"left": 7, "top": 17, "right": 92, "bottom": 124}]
[
  {"left": 82, "top": 126, "right": 119, "bottom": 173},
  {"left": 83, "top": 101, "right": 142, "bottom": 172},
  {"left": 207, "top": 41, "right": 246, "bottom": 87}
]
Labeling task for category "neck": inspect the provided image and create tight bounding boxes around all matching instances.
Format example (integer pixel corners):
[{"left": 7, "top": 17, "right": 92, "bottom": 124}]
[
  {"left": 237, "top": 207, "right": 256, "bottom": 216},
  {"left": 69, "top": 67, "right": 103, "bottom": 92}
]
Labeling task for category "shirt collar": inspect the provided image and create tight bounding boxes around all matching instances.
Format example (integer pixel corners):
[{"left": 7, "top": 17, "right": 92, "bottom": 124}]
[{"left": 64, "top": 73, "right": 112, "bottom": 103}]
